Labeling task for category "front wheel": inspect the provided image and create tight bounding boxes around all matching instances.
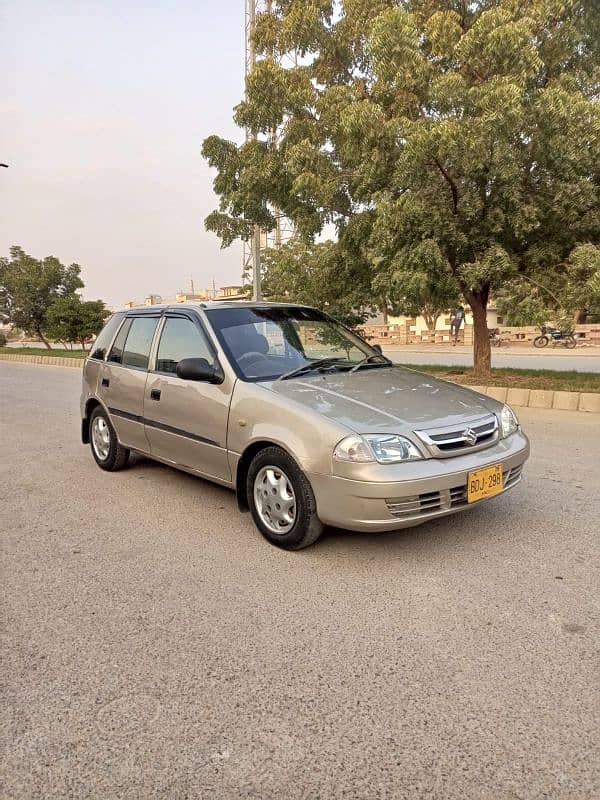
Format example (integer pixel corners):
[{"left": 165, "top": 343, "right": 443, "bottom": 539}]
[
  {"left": 246, "top": 446, "right": 323, "bottom": 550},
  {"left": 564, "top": 335, "right": 577, "bottom": 349},
  {"left": 533, "top": 335, "right": 548, "bottom": 348},
  {"left": 89, "top": 406, "right": 130, "bottom": 471}
]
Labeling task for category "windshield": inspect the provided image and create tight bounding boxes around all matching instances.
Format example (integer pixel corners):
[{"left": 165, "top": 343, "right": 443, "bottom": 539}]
[{"left": 205, "top": 306, "right": 386, "bottom": 381}]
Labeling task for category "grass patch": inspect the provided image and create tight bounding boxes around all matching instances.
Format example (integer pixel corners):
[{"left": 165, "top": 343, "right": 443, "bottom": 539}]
[
  {"left": 0, "top": 347, "right": 87, "bottom": 359},
  {"left": 399, "top": 364, "right": 600, "bottom": 393}
]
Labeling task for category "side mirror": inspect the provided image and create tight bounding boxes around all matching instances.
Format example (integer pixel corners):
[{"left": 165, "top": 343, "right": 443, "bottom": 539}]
[
  {"left": 372, "top": 343, "right": 383, "bottom": 354},
  {"left": 176, "top": 357, "right": 223, "bottom": 383}
]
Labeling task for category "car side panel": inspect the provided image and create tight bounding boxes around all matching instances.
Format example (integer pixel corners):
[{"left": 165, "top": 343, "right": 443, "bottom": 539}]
[
  {"left": 97, "top": 362, "right": 151, "bottom": 452},
  {"left": 143, "top": 372, "right": 233, "bottom": 483},
  {"left": 226, "top": 380, "right": 351, "bottom": 475}
]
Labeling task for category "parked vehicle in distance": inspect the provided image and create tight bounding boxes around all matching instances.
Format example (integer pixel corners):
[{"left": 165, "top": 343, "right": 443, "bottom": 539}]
[
  {"left": 81, "top": 302, "right": 530, "bottom": 549},
  {"left": 533, "top": 326, "right": 577, "bottom": 349}
]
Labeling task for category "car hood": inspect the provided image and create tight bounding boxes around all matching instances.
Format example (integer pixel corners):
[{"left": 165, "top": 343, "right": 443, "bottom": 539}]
[{"left": 264, "top": 366, "right": 499, "bottom": 435}]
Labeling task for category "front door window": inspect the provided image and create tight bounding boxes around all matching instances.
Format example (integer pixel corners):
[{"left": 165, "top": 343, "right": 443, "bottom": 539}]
[{"left": 155, "top": 318, "right": 213, "bottom": 374}]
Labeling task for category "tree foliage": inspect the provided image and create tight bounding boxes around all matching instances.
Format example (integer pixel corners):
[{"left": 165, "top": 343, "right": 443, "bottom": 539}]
[
  {"left": 46, "top": 295, "right": 109, "bottom": 350},
  {"left": 0, "top": 246, "right": 84, "bottom": 348},
  {"left": 261, "top": 236, "right": 375, "bottom": 326},
  {"left": 203, "top": 0, "right": 600, "bottom": 375},
  {"left": 372, "top": 238, "right": 461, "bottom": 329},
  {"left": 497, "top": 243, "right": 600, "bottom": 326}
]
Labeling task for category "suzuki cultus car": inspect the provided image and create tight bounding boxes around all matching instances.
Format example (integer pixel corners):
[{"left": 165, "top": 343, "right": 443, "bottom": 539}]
[{"left": 81, "top": 303, "right": 529, "bottom": 549}]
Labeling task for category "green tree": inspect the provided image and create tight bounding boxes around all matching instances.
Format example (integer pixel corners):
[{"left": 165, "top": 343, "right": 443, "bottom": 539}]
[
  {"left": 46, "top": 295, "right": 109, "bottom": 350},
  {"left": 262, "top": 238, "right": 374, "bottom": 326},
  {"left": 373, "top": 239, "right": 461, "bottom": 330},
  {"left": 203, "top": 0, "right": 600, "bottom": 376},
  {"left": 0, "top": 246, "right": 84, "bottom": 348},
  {"left": 497, "top": 243, "right": 600, "bottom": 326}
]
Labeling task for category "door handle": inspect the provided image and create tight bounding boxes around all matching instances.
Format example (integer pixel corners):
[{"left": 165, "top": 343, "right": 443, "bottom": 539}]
[
  {"left": 150, "top": 389, "right": 161, "bottom": 401},
  {"left": 101, "top": 378, "right": 109, "bottom": 387}
]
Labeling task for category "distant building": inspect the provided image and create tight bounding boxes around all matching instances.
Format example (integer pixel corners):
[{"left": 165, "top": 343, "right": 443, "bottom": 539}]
[
  {"left": 175, "top": 291, "right": 209, "bottom": 303},
  {"left": 218, "top": 285, "right": 247, "bottom": 300},
  {"left": 123, "top": 285, "right": 248, "bottom": 309},
  {"left": 388, "top": 304, "right": 503, "bottom": 334}
]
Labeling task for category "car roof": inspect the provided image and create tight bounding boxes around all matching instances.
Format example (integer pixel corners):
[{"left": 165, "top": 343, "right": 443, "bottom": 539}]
[{"left": 123, "top": 301, "right": 315, "bottom": 314}]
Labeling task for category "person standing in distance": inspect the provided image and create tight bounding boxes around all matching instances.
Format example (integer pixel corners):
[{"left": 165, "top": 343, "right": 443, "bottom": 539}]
[{"left": 450, "top": 306, "right": 465, "bottom": 346}]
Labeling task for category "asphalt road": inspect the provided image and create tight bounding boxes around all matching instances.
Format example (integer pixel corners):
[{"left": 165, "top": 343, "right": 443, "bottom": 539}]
[
  {"left": 383, "top": 345, "right": 600, "bottom": 373},
  {"left": 1, "top": 362, "right": 599, "bottom": 800},
  {"left": 7, "top": 341, "right": 600, "bottom": 373}
]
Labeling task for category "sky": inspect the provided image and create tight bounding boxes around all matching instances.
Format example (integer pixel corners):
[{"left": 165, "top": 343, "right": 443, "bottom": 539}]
[{"left": 0, "top": 0, "right": 245, "bottom": 308}]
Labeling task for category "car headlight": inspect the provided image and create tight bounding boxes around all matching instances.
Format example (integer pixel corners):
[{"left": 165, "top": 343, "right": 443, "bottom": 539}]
[
  {"left": 499, "top": 404, "right": 519, "bottom": 438},
  {"left": 333, "top": 434, "right": 423, "bottom": 464}
]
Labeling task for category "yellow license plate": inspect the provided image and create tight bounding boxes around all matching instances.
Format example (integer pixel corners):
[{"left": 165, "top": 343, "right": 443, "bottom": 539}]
[{"left": 467, "top": 464, "right": 503, "bottom": 503}]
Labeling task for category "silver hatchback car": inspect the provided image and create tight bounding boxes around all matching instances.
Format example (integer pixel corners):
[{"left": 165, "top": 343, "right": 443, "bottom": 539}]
[{"left": 81, "top": 302, "right": 529, "bottom": 549}]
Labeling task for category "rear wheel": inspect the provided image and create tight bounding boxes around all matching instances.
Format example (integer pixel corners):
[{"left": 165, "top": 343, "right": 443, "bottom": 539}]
[
  {"left": 564, "top": 335, "right": 577, "bottom": 349},
  {"left": 89, "top": 406, "right": 130, "bottom": 471},
  {"left": 246, "top": 446, "right": 323, "bottom": 550},
  {"left": 533, "top": 335, "right": 548, "bottom": 348}
]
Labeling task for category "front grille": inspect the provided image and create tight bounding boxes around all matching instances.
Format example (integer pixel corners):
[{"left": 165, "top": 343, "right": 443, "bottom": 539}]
[
  {"left": 415, "top": 414, "right": 499, "bottom": 457},
  {"left": 385, "top": 464, "right": 524, "bottom": 520}
]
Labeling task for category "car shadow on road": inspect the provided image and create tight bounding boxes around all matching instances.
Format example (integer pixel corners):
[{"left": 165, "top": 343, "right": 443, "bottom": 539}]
[
  {"left": 316, "top": 501, "right": 507, "bottom": 559},
  {"left": 125, "top": 452, "right": 508, "bottom": 559}
]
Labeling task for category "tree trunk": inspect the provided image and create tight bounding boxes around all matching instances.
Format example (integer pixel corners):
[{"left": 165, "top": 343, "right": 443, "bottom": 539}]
[
  {"left": 381, "top": 301, "right": 388, "bottom": 326},
  {"left": 469, "top": 293, "right": 491, "bottom": 378},
  {"left": 574, "top": 309, "right": 587, "bottom": 324},
  {"left": 423, "top": 312, "right": 439, "bottom": 332},
  {"left": 36, "top": 327, "right": 52, "bottom": 350}
]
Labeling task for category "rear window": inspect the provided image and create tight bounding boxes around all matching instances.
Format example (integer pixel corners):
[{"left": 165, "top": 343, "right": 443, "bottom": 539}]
[{"left": 90, "top": 313, "right": 125, "bottom": 360}]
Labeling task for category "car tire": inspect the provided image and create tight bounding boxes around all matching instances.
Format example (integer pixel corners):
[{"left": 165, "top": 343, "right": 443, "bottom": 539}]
[
  {"left": 89, "top": 406, "right": 130, "bottom": 471},
  {"left": 246, "top": 446, "right": 323, "bottom": 550}
]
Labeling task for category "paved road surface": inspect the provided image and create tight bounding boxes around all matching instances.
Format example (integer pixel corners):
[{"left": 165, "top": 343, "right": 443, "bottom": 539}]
[
  {"left": 7, "top": 340, "right": 600, "bottom": 372},
  {"left": 383, "top": 345, "right": 600, "bottom": 373},
  {"left": 1, "top": 363, "right": 599, "bottom": 800}
]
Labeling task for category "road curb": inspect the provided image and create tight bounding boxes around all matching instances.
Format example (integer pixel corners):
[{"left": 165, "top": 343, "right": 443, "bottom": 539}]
[
  {"left": 470, "top": 385, "right": 598, "bottom": 413},
  {"left": 0, "top": 353, "right": 85, "bottom": 368},
  {"left": 1, "top": 353, "right": 599, "bottom": 412}
]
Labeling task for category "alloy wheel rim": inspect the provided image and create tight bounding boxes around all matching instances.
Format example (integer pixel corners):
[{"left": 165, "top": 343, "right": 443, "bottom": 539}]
[
  {"left": 91, "top": 416, "right": 111, "bottom": 461},
  {"left": 253, "top": 466, "right": 296, "bottom": 535}
]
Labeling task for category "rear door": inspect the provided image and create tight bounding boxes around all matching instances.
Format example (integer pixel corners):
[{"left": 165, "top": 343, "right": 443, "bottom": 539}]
[
  {"left": 98, "top": 315, "right": 160, "bottom": 452},
  {"left": 144, "top": 313, "right": 233, "bottom": 483}
]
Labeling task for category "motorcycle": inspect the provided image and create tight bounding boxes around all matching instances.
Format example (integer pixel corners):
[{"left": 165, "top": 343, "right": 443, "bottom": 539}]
[
  {"left": 533, "top": 326, "right": 577, "bottom": 349},
  {"left": 488, "top": 328, "right": 504, "bottom": 347}
]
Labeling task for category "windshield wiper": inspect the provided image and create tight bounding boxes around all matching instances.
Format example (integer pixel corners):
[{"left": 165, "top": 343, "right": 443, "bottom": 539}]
[
  {"left": 349, "top": 354, "right": 393, "bottom": 373},
  {"left": 278, "top": 358, "right": 347, "bottom": 381}
]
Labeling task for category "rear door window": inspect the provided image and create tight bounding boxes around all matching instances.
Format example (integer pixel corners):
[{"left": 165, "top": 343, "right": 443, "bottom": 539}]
[
  {"left": 108, "top": 319, "right": 132, "bottom": 364},
  {"left": 121, "top": 317, "right": 159, "bottom": 370},
  {"left": 155, "top": 317, "right": 213, "bottom": 374}
]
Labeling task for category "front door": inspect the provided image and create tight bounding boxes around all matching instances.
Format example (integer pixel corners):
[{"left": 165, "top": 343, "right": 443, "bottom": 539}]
[
  {"left": 99, "top": 315, "right": 159, "bottom": 453},
  {"left": 144, "top": 315, "right": 233, "bottom": 483}
]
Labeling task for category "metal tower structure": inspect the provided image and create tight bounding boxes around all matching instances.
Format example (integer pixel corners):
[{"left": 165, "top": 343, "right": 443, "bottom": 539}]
[{"left": 244, "top": 0, "right": 295, "bottom": 300}]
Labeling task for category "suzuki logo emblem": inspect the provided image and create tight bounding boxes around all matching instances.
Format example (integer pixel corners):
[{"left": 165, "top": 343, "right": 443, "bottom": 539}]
[{"left": 462, "top": 428, "right": 478, "bottom": 446}]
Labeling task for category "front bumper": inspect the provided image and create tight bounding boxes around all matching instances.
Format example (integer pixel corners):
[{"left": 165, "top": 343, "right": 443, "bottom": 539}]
[{"left": 307, "top": 430, "right": 530, "bottom": 532}]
